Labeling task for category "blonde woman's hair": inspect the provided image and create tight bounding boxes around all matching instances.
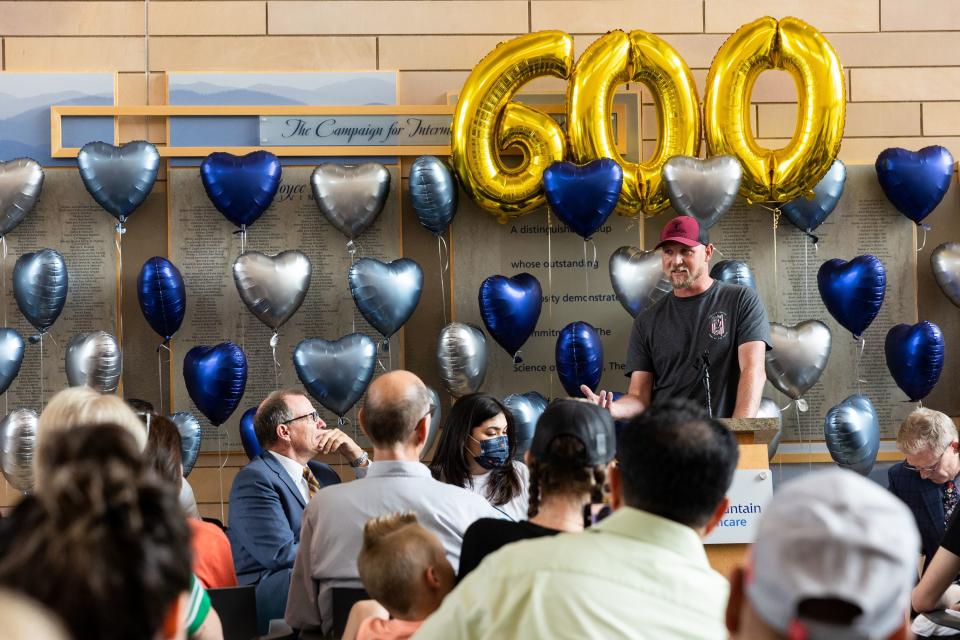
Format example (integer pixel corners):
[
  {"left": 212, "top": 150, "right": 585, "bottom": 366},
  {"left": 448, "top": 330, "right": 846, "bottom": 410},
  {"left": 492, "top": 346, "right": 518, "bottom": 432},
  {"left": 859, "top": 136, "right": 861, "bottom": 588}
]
[
  {"left": 35, "top": 387, "right": 148, "bottom": 488},
  {"left": 897, "top": 407, "right": 957, "bottom": 455}
]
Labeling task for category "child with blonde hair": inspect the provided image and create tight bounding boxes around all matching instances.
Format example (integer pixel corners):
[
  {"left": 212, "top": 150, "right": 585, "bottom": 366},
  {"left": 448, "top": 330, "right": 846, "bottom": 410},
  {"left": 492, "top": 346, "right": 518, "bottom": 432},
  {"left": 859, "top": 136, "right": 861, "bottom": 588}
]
[{"left": 342, "top": 512, "right": 455, "bottom": 640}]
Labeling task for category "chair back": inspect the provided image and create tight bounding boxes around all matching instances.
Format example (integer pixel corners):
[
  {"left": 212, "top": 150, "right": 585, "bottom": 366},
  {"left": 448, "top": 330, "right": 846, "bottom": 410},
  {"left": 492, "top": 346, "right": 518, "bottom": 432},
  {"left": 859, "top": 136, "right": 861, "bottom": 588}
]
[
  {"left": 332, "top": 587, "right": 370, "bottom": 639},
  {"left": 208, "top": 585, "right": 258, "bottom": 640}
]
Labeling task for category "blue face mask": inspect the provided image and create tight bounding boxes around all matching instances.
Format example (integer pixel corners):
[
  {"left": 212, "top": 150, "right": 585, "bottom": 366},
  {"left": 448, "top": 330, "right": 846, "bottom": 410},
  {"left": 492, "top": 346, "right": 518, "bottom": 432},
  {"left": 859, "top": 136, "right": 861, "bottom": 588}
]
[{"left": 469, "top": 434, "right": 509, "bottom": 470}]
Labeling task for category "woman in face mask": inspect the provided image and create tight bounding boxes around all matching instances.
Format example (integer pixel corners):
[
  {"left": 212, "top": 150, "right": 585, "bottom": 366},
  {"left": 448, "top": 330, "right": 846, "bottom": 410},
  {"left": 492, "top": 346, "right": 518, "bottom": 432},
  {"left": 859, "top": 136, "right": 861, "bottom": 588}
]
[{"left": 429, "top": 393, "right": 529, "bottom": 521}]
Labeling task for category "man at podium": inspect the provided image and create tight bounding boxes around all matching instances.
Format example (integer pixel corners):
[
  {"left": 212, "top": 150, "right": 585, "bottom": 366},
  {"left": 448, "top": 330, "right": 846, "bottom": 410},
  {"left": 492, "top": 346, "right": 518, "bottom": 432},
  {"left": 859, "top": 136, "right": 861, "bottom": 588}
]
[{"left": 584, "top": 216, "right": 771, "bottom": 419}]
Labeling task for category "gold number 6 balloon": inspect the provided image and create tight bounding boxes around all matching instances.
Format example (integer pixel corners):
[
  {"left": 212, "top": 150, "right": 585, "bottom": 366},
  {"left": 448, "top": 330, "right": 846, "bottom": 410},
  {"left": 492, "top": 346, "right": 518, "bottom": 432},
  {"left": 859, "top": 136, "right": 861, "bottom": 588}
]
[
  {"left": 451, "top": 31, "right": 574, "bottom": 222},
  {"left": 567, "top": 30, "right": 701, "bottom": 217},
  {"left": 704, "top": 16, "right": 846, "bottom": 203}
]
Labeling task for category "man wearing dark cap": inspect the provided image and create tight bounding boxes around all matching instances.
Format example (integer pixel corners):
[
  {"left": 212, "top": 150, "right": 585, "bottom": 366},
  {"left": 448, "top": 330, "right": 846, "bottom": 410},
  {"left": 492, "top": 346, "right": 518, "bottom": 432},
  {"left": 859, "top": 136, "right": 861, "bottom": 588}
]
[{"left": 584, "top": 215, "right": 770, "bottom": 419}]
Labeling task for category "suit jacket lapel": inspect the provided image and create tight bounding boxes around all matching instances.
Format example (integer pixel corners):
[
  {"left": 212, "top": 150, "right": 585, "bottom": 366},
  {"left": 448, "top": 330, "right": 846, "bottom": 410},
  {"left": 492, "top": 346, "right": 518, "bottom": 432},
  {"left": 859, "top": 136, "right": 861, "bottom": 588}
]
[{"left": 261, "top": 452, "right": 306, "bottom": 508}]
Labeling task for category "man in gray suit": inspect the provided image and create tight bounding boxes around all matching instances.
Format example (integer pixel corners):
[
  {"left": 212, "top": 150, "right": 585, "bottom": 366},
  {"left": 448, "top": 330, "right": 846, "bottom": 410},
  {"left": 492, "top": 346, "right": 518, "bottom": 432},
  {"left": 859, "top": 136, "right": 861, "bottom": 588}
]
[{"left": 285, "top": 370, "right": 500, "bottom": 638}]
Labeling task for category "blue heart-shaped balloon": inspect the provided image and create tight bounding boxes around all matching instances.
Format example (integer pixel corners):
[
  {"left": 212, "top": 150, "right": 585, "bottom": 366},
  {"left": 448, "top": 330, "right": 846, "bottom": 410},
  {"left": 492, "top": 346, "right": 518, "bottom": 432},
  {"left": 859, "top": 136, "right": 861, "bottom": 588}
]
[
  {"left": 201, "top": 151, "right": 282, "bottom": 228},
  {"left": 503, "top": 390, "right": 548, "bottom": 459},
  {"left": 238, "top": 406, "right": 262, "bottom": 461},
  {"left": 183, "top": 342, "right": 247, "bottom": 426},
  {"left": 409, "top": 156, "right": 458, "bottom": 235},
  {"left": 556, "top": 321, "right": 603, "bottom": 398},
  {"left": 479, "top": 273, "right": 542, "bottom": 360},
  {"left": 875, "top": 146, "right": 954, "bottom": 225},
  {"left": 543, "top": 159, "right": 623, "bottom": 240},
  {"left": 782, "top": 159, "right": 846, "bottom": 234},
  {"left": 77, "top": 141, "right": 160, "bottom": 223},
  {"left": 293, "top": 333, "right": 376, "bottom": 418},
  {"left": 137, "top": 256, "right": 186, "bottom": 343},
  {"left": 885, "top": 321, "right": 944, "bottom": 401},
  {"left": 817, "top": 255, "right": 886, "bottom": 339},
  {"left": 710, "top": 260, "right": 756, "bottom": 290},
  {"left": 13, "top": 248, "right": 67, "bottom": 336}
]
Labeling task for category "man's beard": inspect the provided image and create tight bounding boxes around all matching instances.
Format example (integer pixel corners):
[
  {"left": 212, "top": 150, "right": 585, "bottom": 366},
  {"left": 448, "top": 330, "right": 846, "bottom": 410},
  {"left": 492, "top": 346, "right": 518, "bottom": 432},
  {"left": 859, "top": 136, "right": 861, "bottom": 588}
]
[{"left": 669, "top": 265, "right": 702, "bottom": 289}]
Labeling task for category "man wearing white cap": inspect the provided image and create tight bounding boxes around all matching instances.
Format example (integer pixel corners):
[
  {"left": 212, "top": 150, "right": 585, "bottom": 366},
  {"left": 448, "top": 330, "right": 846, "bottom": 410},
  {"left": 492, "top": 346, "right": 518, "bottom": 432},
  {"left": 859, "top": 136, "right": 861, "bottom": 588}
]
[{"left": 725, "top": 468, "right": 920, "bottom": 639}]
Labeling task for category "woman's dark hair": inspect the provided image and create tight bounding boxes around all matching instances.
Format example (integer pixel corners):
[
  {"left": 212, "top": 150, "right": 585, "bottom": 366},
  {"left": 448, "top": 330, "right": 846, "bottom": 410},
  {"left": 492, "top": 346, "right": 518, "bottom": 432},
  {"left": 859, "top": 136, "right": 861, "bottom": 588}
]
[
  {"left": 144, "top": 414, "right": 184, "bottom": 488},
  {"left": 527, "top": 434, "right": 607, "bottom": 518},
  {"left": 0, "top": 423, "right": 193, "bottom": 640},
  {"left": 430, "top": 393, "right": 522, "bottom": 507}
]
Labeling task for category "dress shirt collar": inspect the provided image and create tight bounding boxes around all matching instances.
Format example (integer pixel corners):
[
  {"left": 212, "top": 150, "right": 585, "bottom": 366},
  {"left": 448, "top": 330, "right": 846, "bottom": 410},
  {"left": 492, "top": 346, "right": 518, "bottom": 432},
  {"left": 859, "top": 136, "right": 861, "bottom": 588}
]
[
  {"left": 365, "top": 459, "right": 432, "bottom": 479},
  {"left": 267, "top": 450, "right": 308, "bottom": 494},
  {"left": 591, "top": 506, "right": 709, "bottom": 565}
]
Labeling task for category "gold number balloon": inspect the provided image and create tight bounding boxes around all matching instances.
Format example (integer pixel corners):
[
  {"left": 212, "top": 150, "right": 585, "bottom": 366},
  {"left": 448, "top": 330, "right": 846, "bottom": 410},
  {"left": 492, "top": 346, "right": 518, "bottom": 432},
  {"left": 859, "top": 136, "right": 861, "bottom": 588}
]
[
  {"left": 451, "top": 31, "right": 574, "bottom": 221},
  {"left": 704, "top": 16, "right": 846, "bottom": 203},
  {"left": 567, "top": 30, "right": 701, "bottom": 217}
]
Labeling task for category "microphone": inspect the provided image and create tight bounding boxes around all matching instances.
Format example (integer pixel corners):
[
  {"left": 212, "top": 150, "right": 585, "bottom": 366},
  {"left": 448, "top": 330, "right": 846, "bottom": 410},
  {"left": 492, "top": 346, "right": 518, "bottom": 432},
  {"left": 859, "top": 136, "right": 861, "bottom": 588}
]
[{"left": 700, "top": 349, "right": 713, "bottom": 418}]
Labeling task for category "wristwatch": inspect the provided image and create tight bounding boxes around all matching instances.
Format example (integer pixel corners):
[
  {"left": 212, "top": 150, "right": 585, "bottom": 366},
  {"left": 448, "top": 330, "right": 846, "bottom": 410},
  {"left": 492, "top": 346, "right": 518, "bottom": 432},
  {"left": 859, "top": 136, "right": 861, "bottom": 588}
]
[{"left": 350, "top": 451, "right": 369, "bottom": 468}]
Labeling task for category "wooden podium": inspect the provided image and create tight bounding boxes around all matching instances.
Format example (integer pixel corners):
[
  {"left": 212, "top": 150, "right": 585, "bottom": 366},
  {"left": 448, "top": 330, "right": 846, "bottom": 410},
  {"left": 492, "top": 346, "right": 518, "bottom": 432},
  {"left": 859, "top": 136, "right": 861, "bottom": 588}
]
[{"left": 704, "top": 417, "right": 780, "bottom": 578}]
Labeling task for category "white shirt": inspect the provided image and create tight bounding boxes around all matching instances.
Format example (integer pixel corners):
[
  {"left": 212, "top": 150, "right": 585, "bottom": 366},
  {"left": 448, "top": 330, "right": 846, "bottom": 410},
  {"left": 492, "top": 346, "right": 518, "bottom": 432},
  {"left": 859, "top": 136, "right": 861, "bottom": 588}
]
[
  {"left": 467, "top": 460, "right": 530, "bottom": 521},
  {"left": 285, "top": 460, "right": 502, "bottom": 637},
  {"left": 267, "top": 450, "right": 311, "bottom": 502}
]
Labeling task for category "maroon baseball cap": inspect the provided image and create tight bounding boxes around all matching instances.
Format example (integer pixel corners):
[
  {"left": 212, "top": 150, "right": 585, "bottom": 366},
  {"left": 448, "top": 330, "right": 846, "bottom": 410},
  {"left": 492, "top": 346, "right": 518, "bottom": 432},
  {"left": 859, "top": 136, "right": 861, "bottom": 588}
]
[{"left": 654, "top": 216, "right": 710, "bottom": 249}]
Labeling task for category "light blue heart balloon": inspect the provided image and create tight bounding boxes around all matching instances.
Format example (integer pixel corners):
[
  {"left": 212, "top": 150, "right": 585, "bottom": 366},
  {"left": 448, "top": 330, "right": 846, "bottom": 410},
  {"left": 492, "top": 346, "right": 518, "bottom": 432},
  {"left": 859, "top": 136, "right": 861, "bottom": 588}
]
[
  {"left": 781, "top": 160, "right": 846, "bottom": 235},
  {"left": 77, "top": 140, "right": 160, "bottom": 223},
  {"left": 293, "top": 334, "right": 377, "bottom": 418},
  {"left": 823, "top": 394, "right": 879, "bottom": 476},
  {"left": 348, "top": 258, "right": 423, "bottom": 340},
  {"left": 170, "top": 412, "right": 201, "bottom": 477}
]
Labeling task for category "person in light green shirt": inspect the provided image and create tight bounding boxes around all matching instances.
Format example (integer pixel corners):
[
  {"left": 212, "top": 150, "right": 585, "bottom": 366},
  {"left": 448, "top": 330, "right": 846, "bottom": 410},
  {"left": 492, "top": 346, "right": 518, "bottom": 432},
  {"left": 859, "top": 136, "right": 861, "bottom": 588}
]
[{"left": 415, "top": 399, "right": 739, "bottom": 640}]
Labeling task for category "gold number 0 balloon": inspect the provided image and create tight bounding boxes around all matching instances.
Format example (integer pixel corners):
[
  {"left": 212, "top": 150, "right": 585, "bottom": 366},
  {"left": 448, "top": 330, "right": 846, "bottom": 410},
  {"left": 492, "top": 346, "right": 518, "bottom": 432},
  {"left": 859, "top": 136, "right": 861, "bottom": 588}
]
[
  {"left": 704, "top": 16, "right": 846, "bottom": 203},
  {"left": 451, "top": 31, "right": 574, "bottom": 222},
  {"left": 567, "top": 30, "right": 701, "bottom": 217}
]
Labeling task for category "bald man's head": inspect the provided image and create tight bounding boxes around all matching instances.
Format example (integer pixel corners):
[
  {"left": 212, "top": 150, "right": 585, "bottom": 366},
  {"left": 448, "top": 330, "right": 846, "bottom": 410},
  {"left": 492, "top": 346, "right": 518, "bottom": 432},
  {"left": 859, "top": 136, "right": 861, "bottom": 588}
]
[{"left": 362, "top": 371, "right": 431, "bottom": 446}]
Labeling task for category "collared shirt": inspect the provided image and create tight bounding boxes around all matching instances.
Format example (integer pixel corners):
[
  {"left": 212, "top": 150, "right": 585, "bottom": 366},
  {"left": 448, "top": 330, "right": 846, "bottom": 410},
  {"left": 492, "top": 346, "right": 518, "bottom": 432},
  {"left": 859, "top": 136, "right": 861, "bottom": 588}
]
[
  {"left": 285, "top": 460, "right": 502, "bottom": 637},
  {"left": 268, "top": 450, "right": 311, "bottom": 502},
  {"left": 415, "top": 507, "right": 730, "bottom": 640}
]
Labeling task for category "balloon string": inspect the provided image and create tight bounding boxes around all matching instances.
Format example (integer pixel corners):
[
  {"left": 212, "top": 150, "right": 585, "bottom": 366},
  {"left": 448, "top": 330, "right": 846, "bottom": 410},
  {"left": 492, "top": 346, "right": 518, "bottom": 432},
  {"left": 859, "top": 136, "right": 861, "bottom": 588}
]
[
  {"left": 270, "top": 332, "right": 280, "bottom": 390},
  {"left": 918, "top": 224, "right": 929, "bottom": 252},
  {"left": 38, "top": 333, "right": 43, "bottom": 411},
  {"left": 1, "top": 236, "right": 6, "bottom": 416},
  {"left": 803, "top": 228, "right": 809, "bottom": 312},
  {"left": 582, "top": 240, "right": 589, "bottom": 296},
  {"left": 770, "top": 207, "right": 781, "bottom": 322},
  {"left": 546, "top": 207, "right": 554, "bottom": 400},
  {"left": 240, "top": 225, "right": 246, "bottom": 255},
  {"left": 217, "top": 423, "right": 226, "bottom": 523},
  {"left": 157, "top": 342, "right": 171, "bottom": 415},
  {"left": 115, "top": 224, "right": 125, "bottom": 394},
  {"left": 856, "top": 338, "right": 866, "bottom": 394},
  {"left": 437, "top": 235, "right": 448, "bottom": 325}
]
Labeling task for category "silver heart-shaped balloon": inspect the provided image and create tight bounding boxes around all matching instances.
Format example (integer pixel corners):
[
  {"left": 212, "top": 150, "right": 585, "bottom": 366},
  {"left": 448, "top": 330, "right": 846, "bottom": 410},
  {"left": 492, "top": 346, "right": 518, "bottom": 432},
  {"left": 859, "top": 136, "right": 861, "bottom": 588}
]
[
  {"left": 609, "top": 246, "right": 672, "bottom": 317},
  {"left": 421, "top": 387, "right": 443, "bottom": 461},
  {"left": 293, "top": 333, "right": 377, "bottom": 418},
  {"left": 311, "top": 163, "right": 390, "bottom": 240},
  {"left": 662, "top": 155, "right": 742, "bottom": 229},
  {"left": 0, "top": 329, "right": 24, "bottom": 396},
  {"left": 233, "top": 250, "right": 312, "bottom": 332},
  {"left": 823, "top": 394, "right": 879, "bottom": 476},
  {"left": 77, "top": 140, "right": 160, "bottom": 223},
  {"left": 170, "top": 412, "right": 201, "bottom": 477},
  {"left": 932, "top": 242, "right": 960, "bottom": 308},
  {"left": 765, "top": 320, "right": 832, "bottom": 400},
  {"left": 756, "top": 397, "right": 782, "bottom": 460},
  {"left": 0, "top": 408, "right": 37, "bottom": 493},
  {"left": 348, "top": 257, "right": 423, "bottom": 339},
  {"left": 437, "top": 323, "right": 487, "bottom": 398},
  {"left": 0, "top": 158, "right": 43, "bottom": 237},
  {"left": 65, "top": 331, "right": 121, "bottom": 393},
  {"left": 503, "top": 391, "right": 548, "bottom": 458},
  {"left": 13, "top": 248, "right": 68, "bottom": 336}
]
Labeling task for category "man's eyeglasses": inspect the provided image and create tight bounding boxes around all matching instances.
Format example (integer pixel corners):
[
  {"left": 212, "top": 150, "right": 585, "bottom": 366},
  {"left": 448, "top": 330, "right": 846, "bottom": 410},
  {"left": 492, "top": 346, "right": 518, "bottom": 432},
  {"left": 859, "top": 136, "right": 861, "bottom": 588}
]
[
  {"left": 903, "top": 445, "right": 951, "bottom": 473},
  {"left": 281, "top": 411, "right": 319, "bottom": 425},
  {"left": 422, "top": 402, "right": 437, "bottom": 422}
]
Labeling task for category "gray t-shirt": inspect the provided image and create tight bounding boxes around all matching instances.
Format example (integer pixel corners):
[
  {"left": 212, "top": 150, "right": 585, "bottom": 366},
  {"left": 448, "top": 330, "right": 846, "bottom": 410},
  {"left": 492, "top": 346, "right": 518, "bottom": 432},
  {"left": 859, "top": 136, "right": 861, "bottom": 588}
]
[{"left": 626, "top": 280, "right": 771, "bottom": 417}]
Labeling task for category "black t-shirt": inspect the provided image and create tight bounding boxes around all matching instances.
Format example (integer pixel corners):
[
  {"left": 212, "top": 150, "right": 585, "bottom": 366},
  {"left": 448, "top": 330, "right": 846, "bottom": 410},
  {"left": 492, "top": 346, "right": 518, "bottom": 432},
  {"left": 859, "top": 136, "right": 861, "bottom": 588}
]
[
  {"left": 457, "top": 518, "right": 559, "bottom": 581},
  {"left": 942, "top": 509, "right": 960, "bottom": 556},
  {"left": 626, "top": 280, "right": 771, "bottom": 417}
]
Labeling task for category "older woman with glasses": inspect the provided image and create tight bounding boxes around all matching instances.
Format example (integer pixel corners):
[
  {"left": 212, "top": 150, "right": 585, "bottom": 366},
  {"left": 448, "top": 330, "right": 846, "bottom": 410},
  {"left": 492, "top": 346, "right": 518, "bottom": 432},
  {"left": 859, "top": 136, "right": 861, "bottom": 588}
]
[{"left": 889, "top": 407, "right": 960, "bottom": 575}]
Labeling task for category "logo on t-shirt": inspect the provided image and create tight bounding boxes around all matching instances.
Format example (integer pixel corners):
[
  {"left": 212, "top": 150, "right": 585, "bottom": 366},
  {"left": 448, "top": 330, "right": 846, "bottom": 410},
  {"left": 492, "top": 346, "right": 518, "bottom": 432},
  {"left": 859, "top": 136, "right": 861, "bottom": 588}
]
[{"left": 708, "top": 311, "right": 728, "bottom": 340}]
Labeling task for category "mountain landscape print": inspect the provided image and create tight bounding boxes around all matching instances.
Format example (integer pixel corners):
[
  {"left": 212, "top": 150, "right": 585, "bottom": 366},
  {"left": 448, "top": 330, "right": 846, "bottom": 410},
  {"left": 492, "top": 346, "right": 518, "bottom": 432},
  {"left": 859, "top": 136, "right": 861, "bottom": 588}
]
[
  {"left": 168, "top": 72, "right": 397, "bottom": 165},
  {"left": 0, "top": 73, "right": 115, "bottom": 166}
]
